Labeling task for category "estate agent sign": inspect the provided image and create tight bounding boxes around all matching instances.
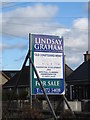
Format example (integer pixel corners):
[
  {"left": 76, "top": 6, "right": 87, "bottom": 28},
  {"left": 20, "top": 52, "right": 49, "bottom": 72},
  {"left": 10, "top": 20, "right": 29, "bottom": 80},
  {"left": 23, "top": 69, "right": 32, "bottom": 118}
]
[{"left": 30, "top": 34, "right": 64, "bottom": 95}]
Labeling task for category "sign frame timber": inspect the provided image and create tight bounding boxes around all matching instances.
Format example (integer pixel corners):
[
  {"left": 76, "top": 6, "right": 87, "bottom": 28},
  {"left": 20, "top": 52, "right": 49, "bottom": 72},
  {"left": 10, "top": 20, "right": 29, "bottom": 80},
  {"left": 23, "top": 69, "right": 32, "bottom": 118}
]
[{"left": 30, "top": 34, "right": 65, "bottom": 95}]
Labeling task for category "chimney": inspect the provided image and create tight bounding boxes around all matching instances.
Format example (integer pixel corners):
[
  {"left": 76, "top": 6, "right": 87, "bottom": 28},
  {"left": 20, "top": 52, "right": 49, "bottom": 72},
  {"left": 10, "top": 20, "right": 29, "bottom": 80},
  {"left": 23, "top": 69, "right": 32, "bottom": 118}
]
[{"left": 84, "top": 51, "right": 90, "bottom": 62}]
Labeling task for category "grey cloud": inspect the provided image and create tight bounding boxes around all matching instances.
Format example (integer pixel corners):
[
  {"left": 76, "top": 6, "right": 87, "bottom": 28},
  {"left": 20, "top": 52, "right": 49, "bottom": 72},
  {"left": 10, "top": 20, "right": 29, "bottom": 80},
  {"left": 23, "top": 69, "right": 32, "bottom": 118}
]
[
  {"left": 2, "top": 4, "right": 59, "bottom": 38},
  {"left": 2, "top": 3, "right": 88, "bottom": 69}
]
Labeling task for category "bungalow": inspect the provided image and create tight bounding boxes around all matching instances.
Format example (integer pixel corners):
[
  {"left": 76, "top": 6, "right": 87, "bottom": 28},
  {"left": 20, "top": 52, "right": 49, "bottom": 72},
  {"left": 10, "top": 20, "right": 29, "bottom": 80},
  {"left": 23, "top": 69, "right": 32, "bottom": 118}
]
[
  {"left": 66, "top": 51, "right": 90, "bottom": 112},
  {"left": 66, "top": 51, "right": 90, "bottom": 101}
]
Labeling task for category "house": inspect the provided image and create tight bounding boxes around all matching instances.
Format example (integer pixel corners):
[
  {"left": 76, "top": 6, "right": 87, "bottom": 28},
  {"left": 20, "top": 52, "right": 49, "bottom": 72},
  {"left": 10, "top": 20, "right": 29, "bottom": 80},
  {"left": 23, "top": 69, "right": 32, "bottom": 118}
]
[
  {"left": 2, "top": 66, "right": 30, "bottom": 96},
  {"left": 2, "top": 64, "right": 73, "bottom": 111},
  {"left": 66, "top": 51, "right": 90, "bottom": 101},
  {"left": 2, "top": 64, "right": 72, "bottom": 95},
  {"left": 0, "top": 70, "right": 19, "bottom": 87}
]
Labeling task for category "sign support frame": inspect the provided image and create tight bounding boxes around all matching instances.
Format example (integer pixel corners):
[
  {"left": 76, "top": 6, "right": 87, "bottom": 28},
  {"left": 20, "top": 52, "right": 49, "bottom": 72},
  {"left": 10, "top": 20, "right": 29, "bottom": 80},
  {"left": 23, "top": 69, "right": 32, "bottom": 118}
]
[
  {"left": 7, "top": 49, "right": 75, "bottom": 120},
  {"left": 7, "top": 33, "right": 75, "bottom": 120}
]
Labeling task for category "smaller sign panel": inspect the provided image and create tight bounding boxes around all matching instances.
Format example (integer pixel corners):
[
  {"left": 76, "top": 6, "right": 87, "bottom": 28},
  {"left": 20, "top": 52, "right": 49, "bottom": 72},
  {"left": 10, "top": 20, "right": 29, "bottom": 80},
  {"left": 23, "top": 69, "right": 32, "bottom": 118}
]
[{"left": 30, "top": 34, "right": 64, "bottom": 95}]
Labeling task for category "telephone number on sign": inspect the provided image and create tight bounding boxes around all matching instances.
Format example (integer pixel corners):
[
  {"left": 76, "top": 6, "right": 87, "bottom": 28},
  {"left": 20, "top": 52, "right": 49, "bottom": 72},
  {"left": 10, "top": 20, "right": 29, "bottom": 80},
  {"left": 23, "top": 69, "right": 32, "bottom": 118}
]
[{"left": 35, "top": 88, "right": 61, "bottom": 94}]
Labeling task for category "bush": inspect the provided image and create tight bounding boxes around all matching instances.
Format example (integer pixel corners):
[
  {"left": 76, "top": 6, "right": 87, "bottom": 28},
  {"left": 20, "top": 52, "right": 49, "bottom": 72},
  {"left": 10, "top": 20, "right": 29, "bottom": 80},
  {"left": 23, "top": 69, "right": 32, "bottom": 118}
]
[
  {"left": 59, "top": 109, "right": 75, "bottom": 120},
  {"left": 22, "top": 105, "right": 43, "bottom": 120}
]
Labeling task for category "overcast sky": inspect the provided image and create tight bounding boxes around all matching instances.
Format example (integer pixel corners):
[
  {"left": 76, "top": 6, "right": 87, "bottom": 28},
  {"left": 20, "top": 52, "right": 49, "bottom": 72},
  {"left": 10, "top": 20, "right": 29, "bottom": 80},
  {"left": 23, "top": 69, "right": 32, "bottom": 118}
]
[{"left": 1, "top": 2, "right": 88, "bottom": 70}]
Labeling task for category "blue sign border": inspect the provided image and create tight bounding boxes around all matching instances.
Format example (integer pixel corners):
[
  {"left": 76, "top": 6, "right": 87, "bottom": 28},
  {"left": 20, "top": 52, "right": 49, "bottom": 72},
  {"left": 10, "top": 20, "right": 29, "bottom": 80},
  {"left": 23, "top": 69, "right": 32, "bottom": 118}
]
[{"left": 30, "top": 34, "right": 65, "bottom": 95}]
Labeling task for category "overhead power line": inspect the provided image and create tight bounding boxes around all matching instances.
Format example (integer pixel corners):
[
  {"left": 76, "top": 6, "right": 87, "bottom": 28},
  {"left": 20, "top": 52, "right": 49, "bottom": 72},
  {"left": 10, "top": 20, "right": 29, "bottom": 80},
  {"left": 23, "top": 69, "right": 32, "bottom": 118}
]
[
  {"left": 1, "top": 31, "right": 87, "bottom": 40},
  {"left": 1, "top": 16, "right": 88, "bottom": 18},
  {"left": 3, "top": 22, "right": 88, "bottom": 31},
  {"left": 1, "top": 2, "right": 25, "bottom": 9},
  {"left": 1, "top": 32, "right": 27, "bottom": 39}
]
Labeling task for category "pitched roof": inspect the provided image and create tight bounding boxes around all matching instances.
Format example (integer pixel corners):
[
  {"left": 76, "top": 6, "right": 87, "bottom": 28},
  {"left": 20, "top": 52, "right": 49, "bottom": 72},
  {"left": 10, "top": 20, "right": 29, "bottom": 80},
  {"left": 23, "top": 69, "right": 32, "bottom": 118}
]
[
  {"left": 3, "top": 66, "right": 30, "bottom": 88},
  {"left": 2, "top": 70, "right": 19, "bottom": 78},
  {"left": 1, "top": 72, "right": 10, "bottom": 80},
  {"left": 65, "top": 64, "right": 73, "bottom": 80},
  {"left": 0, "top": 71, "right": 10, "bottom": 86},
  {"left": 3, "top": 64, "right": 72, "bottom": 88},
  {"left": 66, "top": 59, "right": 90, "bottom": 83}
]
